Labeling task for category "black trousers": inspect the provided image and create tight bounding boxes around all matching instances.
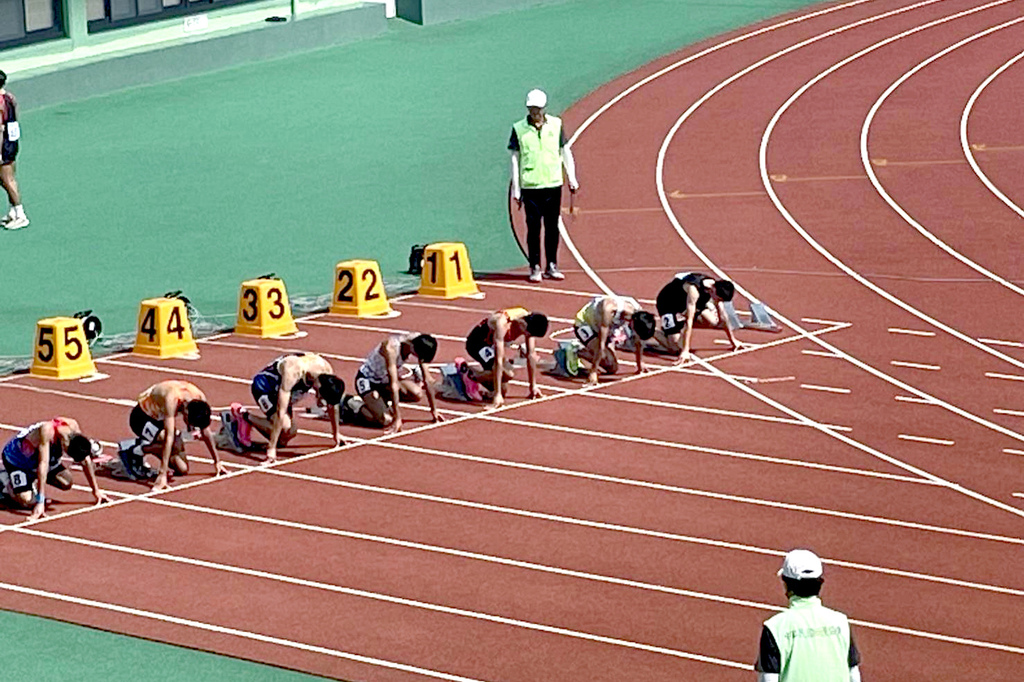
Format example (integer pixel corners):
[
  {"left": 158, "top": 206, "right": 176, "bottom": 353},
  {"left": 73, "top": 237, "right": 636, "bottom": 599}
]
[{"left": 522, "top": 186, "right": 562, "bottom": 268}]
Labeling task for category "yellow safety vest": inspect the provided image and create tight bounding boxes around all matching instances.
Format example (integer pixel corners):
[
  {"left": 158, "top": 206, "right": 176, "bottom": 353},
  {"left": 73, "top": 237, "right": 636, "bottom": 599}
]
[{"left": 513, "top": 116, "right": 564, "bottom": 189}]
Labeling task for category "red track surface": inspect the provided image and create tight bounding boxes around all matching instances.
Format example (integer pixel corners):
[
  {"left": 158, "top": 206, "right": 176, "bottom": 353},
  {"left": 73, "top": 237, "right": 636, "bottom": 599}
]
[{"left": 2, "top": 1, "right": 1023, "bottom": 679}]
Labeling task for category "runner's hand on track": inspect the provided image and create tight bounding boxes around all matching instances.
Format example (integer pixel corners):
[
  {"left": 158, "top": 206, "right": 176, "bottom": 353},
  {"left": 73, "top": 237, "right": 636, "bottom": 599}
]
[
  {"left": 675, "top": 351, "right": 693, "bottom": 365},
  {"left": 94, "top": 492, "right": 113, "bottom": 505},
  {"left": 386, "top": 418, "right": 403, "bottom": 434},
  {"left": 152, "top": 473, "right": 172, "bottom": 492},
  {"left": 530, "top": 387, "right": 544, "bottom": 399},
  {"left": 28, "top": 504, "right": 46, "bottom": 522},
  {"left": 215, "top": 462, "right": 230, "bottom": 476},
  {"left": 432, "top": 412, "right": 445, "bottom": 424},
  {"left": 490, "top": 394, "right": 505, "bottom": 410}
]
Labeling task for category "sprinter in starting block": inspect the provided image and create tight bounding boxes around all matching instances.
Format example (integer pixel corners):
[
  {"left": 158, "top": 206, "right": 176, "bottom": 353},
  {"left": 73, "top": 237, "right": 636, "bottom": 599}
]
[
  {"left": 573, "top": 295, "right": 657, "bottom": 384},
  {"left": 2, "top": 418, "right": 109, "bottom": 520},
  {"left": 350, "top": 332, "right": 442, "bottom": 433},
  {"left": 225, "top": 353, "right": 344, "bottom": 463},
  {"left": 465, "top": 307, "right": 548, "bottom": 408},
  {"left": 118, "top": 380, "right": 224, "bottom": 492},
  {"left": 652, "top": 272, "right": 751, "bottom": 362}
]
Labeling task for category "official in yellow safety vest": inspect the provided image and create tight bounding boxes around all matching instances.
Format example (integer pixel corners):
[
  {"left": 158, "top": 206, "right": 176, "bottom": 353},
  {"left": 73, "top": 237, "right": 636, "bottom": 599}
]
[
  {"left": 509, "top": 88, "right": 579, "bottom": 283},
  {"left": 755, "top": 549, "right": 863, "bottom": 682}
]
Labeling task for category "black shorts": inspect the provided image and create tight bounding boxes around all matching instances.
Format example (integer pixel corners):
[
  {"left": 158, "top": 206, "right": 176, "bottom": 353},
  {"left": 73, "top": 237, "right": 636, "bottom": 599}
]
[
  {"left": 466, "top": 322, "right": 497, "bottom": 370},
  {"left": 130, "top": 405, "right": 165, "bottom": 445},
  {"left": 1, "top": 139, "right": 17, "bottom": 164},
  {"left": 655, "top": 285, "right": 687, "bottom": 336},
  {"left": 354, "top": 369, "right": 393, "bottom": 402}
]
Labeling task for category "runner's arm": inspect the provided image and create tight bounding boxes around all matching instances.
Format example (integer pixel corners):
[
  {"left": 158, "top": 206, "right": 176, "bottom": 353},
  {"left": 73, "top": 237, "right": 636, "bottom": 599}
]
[
  {"left": 718, "top": 300, "right": 742, "bottom": 350},
  {"left": 492, "top": 317, "right": 508, "bottom": 407},
  {"left": 200, "top": 427, "right": 226, "bottom": 474},
  {"left": 526, "top": 335, "right": 542, "bottom": 398},
  {"left": 266, "top": 384, "right": 292, "bottom": 463},
  {"left": 385, "top": 342, "right": 402, "bottom": 432},
  {"left": 421, "top": 359, "right": 442, "bottom": 422},
  {"left": 80, "top": 457, "right": 110, "bottom": 504},
  {"left": 30, "top": 427, "right": 53, "bottom": 520},
  {"left": 562, "top": 145, "right": 579, "bottom": 191},
  {"left": 152, "top": 400, "right": 178, "bottom": 491}
]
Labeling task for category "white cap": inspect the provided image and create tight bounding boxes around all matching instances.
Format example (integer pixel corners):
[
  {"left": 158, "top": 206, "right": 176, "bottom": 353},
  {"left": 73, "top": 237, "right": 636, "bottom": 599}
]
[
  {"left": 778, "top": 549, "right": 823, "bottom": 580},
  {"left": 526, "top": 89, "right": 548, "bottom": 108}
]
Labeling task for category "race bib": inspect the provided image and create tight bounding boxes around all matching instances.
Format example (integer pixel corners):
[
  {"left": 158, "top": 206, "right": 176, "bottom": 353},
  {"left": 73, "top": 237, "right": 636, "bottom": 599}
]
[
  {"left": 479, "top": 346, "right": 496, "bottom": 363},
  {"left": 10, "top": 470, "right": 28, "bottom": 489},
  {"left": 5, "top": 122, "right": 19, "bottom": 142},
  {"left": 140, "top": 421, "right": 161, "bottom": 442},
  {"left": 660, "top": 313, "right": 676, "bottom": 329},
  {"left": 575, "top": 324, "right": 596, "bottom": 343},
  {"left": 257, "top": 394, "right": 274, "bottom": 414},
  {"left": 355, "top": 377, "right": 372, "bottom": 395}
]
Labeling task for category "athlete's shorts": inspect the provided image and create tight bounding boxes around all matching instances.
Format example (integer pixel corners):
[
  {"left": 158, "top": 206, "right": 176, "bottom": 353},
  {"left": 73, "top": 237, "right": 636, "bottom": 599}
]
[
  {"left": 250, "top": 372, "right": 293, "bottom": 418},
  {"left": 574, "top": 323, "right": 632, "bottom": 348},
  {"left": 466, "top": 322, "right": 497, "bottom": 370},
  {"left": 129, "top": 405, "right": 165, "bottom": 446},
  {"left": 354, "top": 369, "right": 392, "bottom": 401},
  {"left": 1, "top": 139, "right": 17, "bottom": 165},
  {"left": 2, "top": 438, "right": 66, "bottom": 495},
  {"left": 655, "top": 284, "right": 687, "bottom": 335}
]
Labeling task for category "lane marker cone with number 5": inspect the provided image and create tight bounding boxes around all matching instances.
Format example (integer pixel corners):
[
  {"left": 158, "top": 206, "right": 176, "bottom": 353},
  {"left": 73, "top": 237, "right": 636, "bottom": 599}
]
[{"left": 30, "top": 317, "right": 97, "bottom": 380}]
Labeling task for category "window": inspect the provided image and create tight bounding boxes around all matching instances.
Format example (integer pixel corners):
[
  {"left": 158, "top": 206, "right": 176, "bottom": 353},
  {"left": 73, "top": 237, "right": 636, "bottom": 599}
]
[
  {"left": 0, "top": 0, "right": 64, "bottom": 49},
  {"left": 88, "top": 0, "right": 264, "bottom": 33}
]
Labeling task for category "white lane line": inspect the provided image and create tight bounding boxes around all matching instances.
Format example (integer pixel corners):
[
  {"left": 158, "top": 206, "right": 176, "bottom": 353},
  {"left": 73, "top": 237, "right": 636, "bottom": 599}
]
[
  {"left": 579, "top": 391, "right": 851, "bottom": 431},
  {"left": 898, "top": 434, "right": 956, "bottom": 446},
  {"left": 10, "top": 530, "right": 747, "bottom": 670},
  {"left": 890, "top": 360, "right": 941, "bottom": 371},
  {"left": 258, "top": 461, "right": 1024, "bottom": 552},
  {"left": 986, "top": 372, "right": 1024, "bottom": 382},
  {"left": 0, "top": 581, "right": 490, "bottom": 682},
  {"left": 800, "top": 384, "right": 851, "bottom": 394},
  {"left": 0, "top": 382, "right": 137, "bottom": 407},
  {"left": 801, "top": 317, "right": 850, "bottom": 326},
  {"left": 1013, "top": 493, "right": 1024, "bottom": 499},
  {"left": 962, "top": 47, "right": 1024, "bottom": 220},
  {"left": 802, "top": 349, "right": 840, "bottom": 358},
  {"left": 888, "top": 328, "right": 936, "bottom": 337},
  {"left": 1004, "top": 449, "right": 1024, "bottom": 456},
  {"left": 895, "top": 395, "right": 935, "bottom": 405},
  {"left": 79, "top": 373, "right": 110, "bottom": 383},
  {"left": 862, "top": 16, "right": 1024, "bottom": 300},
  {"left": 994, "top": 409, "right": 1024, "bottom": 418},
  {"left": 979, "top": 338, "right": 1024, "bottom": 349},
  {"left": 761, "top": 1, "right": 1024, "bottom": 371},
  {"left": 481, "top": 414, "right": 928, "bottom": 485}
]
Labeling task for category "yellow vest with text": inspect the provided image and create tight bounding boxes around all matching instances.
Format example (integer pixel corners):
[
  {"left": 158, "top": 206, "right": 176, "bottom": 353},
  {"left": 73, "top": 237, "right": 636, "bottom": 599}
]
[
  {"left": 764, "top": 597, "right": 852, "bottom": 682},
  {"left": 514, "top": 116, "right": 564, "bottom": 189}
]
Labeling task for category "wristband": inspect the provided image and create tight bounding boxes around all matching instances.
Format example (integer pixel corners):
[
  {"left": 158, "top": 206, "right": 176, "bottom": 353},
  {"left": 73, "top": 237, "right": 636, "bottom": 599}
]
[{"left": 35, "top": 492, "right": 45, "bottom": 505}]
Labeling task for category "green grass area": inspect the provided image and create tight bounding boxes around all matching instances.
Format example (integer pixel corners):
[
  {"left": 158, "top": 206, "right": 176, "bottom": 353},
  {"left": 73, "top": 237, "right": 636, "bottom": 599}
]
[
  {"left": 2, "top": 0, "right": 821, "bottom": 361},
  {"left": 0, "top": 608, "right": 331, "bottom": 681}
]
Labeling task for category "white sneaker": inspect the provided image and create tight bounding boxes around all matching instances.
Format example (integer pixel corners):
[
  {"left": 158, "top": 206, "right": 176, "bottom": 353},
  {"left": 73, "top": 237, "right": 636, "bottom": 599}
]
[
  {"left": 545, "top": 264, "right": 565, "bottom": 280},
  {"left": 528, "top": 266, "right": 542, "bottom": 283},
  {"left": 3, "top": 215, "right": 29, "bottom": 231}
]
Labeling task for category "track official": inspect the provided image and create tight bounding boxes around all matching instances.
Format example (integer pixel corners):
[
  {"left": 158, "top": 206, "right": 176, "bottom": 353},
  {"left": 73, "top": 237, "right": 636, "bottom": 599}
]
[
  {"left": 509, "top": 88, "right": 579, "bottom": 283},
  {"left": 755, "top": 549, "right": 863, "bottom": 682}
]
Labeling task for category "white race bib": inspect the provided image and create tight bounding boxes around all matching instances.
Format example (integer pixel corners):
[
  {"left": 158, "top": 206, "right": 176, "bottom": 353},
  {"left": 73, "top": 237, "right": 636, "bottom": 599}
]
[
  {"left": 660, "top": 313, "right": 676, "bottom": 329},
  {"left": 5, "top": 121, "right": 20, "bottom": 142},
  {"left": 478, "top": 346, "right": 496, "bottom": 363},
  {"left": 355, "top": 377, "right": 372, "bottom": 395},
  {"left": 575, "top": 324, "right": 596, "bottom": 343}
]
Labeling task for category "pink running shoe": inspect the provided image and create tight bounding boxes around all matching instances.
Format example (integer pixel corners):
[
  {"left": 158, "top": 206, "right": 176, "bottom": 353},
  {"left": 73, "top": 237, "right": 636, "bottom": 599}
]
[
  {"left": 230, "top": 402, "right": 252, "bottom": 447},
  {"left": 455, "top": 357, "right": 484, "bottom": 402}
]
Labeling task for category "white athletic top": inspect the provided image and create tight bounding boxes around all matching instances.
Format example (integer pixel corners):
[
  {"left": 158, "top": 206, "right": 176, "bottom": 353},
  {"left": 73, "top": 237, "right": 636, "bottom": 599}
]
[{"left": 358, "top": 333, "right": 414, "bottom": 384}]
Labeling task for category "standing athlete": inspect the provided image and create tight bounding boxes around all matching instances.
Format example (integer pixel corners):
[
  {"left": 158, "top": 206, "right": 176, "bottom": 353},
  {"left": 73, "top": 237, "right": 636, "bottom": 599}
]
[
  {"left": 230, "top": 353, "right": 344, "bottom": 462},
  {"left": 509, "top": 88, "right": 579, "bottom": 282},
  {"left": 653, "top": 272, "right": 746, "bottom": 361},
  {"left": 2, "top": 418, "right": 110, "bottom": 520},
  {"left": 0, "top": 70, "right": 28, "bottom": 230},
  {"left": 353, "top": 332, "right": 442, "bottom": 433},
  {"left": 573, "top": 295, "right": 657, "bottom": 384},
  {"left": 119, "top": 380, "right": 223, "bottom": 491},
  {"left": 465, "top": 307, "right": 548, "bottom": 408}
]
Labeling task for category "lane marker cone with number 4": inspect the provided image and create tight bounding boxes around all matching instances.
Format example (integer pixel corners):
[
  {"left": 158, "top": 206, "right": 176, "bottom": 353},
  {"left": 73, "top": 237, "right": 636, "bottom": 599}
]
[
  {"left": 133, "top": 298, "right": 200, "bottom": 359},
  {"left": 30, "top": 317, "right": 97, "bottom": 380},
  {"left": 418, "top": 242, "right": 483, "bottom": 299}
]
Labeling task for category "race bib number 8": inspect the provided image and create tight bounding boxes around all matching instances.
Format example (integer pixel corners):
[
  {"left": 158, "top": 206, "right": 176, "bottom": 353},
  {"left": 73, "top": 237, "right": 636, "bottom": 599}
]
[
  {"left": 10, "top": 470, "right": 28, "bottom": 489},
  {"left": 6, "top": 122, "right": 20, "bottom": 142},
  {"left": 660, "top": 313, "right": 676, "bottom": 329},
  {"left": 355, "top": 377, "right": 372, "bottom": 395},
  {"left": 478, "top": 346, "right": 496, "bottom": 363}
]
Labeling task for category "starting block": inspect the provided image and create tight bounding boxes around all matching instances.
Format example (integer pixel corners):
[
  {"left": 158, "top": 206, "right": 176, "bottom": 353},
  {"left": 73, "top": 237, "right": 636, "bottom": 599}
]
[
  {"left": 30, "top": 317, "right": 97, "bottom": 380},
  {"left": 723, "top": 301, "right": 782, "bottom": 333},
  {"left": 134, "top": 298, "right": 199, "bottom": 359},
  {"left": 330, "top": 260, "right": 398, "bottom": 318},
  {"left": 418, "top": 242, "right": 483, "bottom": 299},
  {"left": 235, "top": 278, "right": 299, "bottom": 338}
]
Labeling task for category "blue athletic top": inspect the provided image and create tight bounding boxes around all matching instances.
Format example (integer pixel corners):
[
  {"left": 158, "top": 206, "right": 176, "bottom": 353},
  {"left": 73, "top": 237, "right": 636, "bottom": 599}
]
[
  {"left": 2, "top": 422, "right": 60, "bottom": 471},
  {"left": 252, "top": 354, "right": 312, "bottom": 401}
]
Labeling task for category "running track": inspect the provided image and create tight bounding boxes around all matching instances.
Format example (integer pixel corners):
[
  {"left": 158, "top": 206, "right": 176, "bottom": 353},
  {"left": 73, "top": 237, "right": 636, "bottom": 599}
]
[{"left": 2, "top": 1, "right": 1023, "bottom": 678}]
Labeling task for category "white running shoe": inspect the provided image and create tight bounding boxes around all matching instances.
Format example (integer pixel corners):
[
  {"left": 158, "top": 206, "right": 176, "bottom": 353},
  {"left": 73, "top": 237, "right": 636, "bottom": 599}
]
[
  {"left": 3, "top": 215, "right": 29, "bottom": 231},
  {"left": 528, "top": 266, "right": 542, "bottom": 283},
  {"left": 545, "top": 264, "right": 565, "bottom": 280}
]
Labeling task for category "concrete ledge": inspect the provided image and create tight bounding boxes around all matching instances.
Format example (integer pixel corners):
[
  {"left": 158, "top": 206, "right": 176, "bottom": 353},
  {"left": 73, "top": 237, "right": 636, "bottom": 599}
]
[
  {"left": 396, "top": 0, "right": 556, "bottom": 25},
  {"left": 14, "top": 3, "right": 386, "bottom": 110}
]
